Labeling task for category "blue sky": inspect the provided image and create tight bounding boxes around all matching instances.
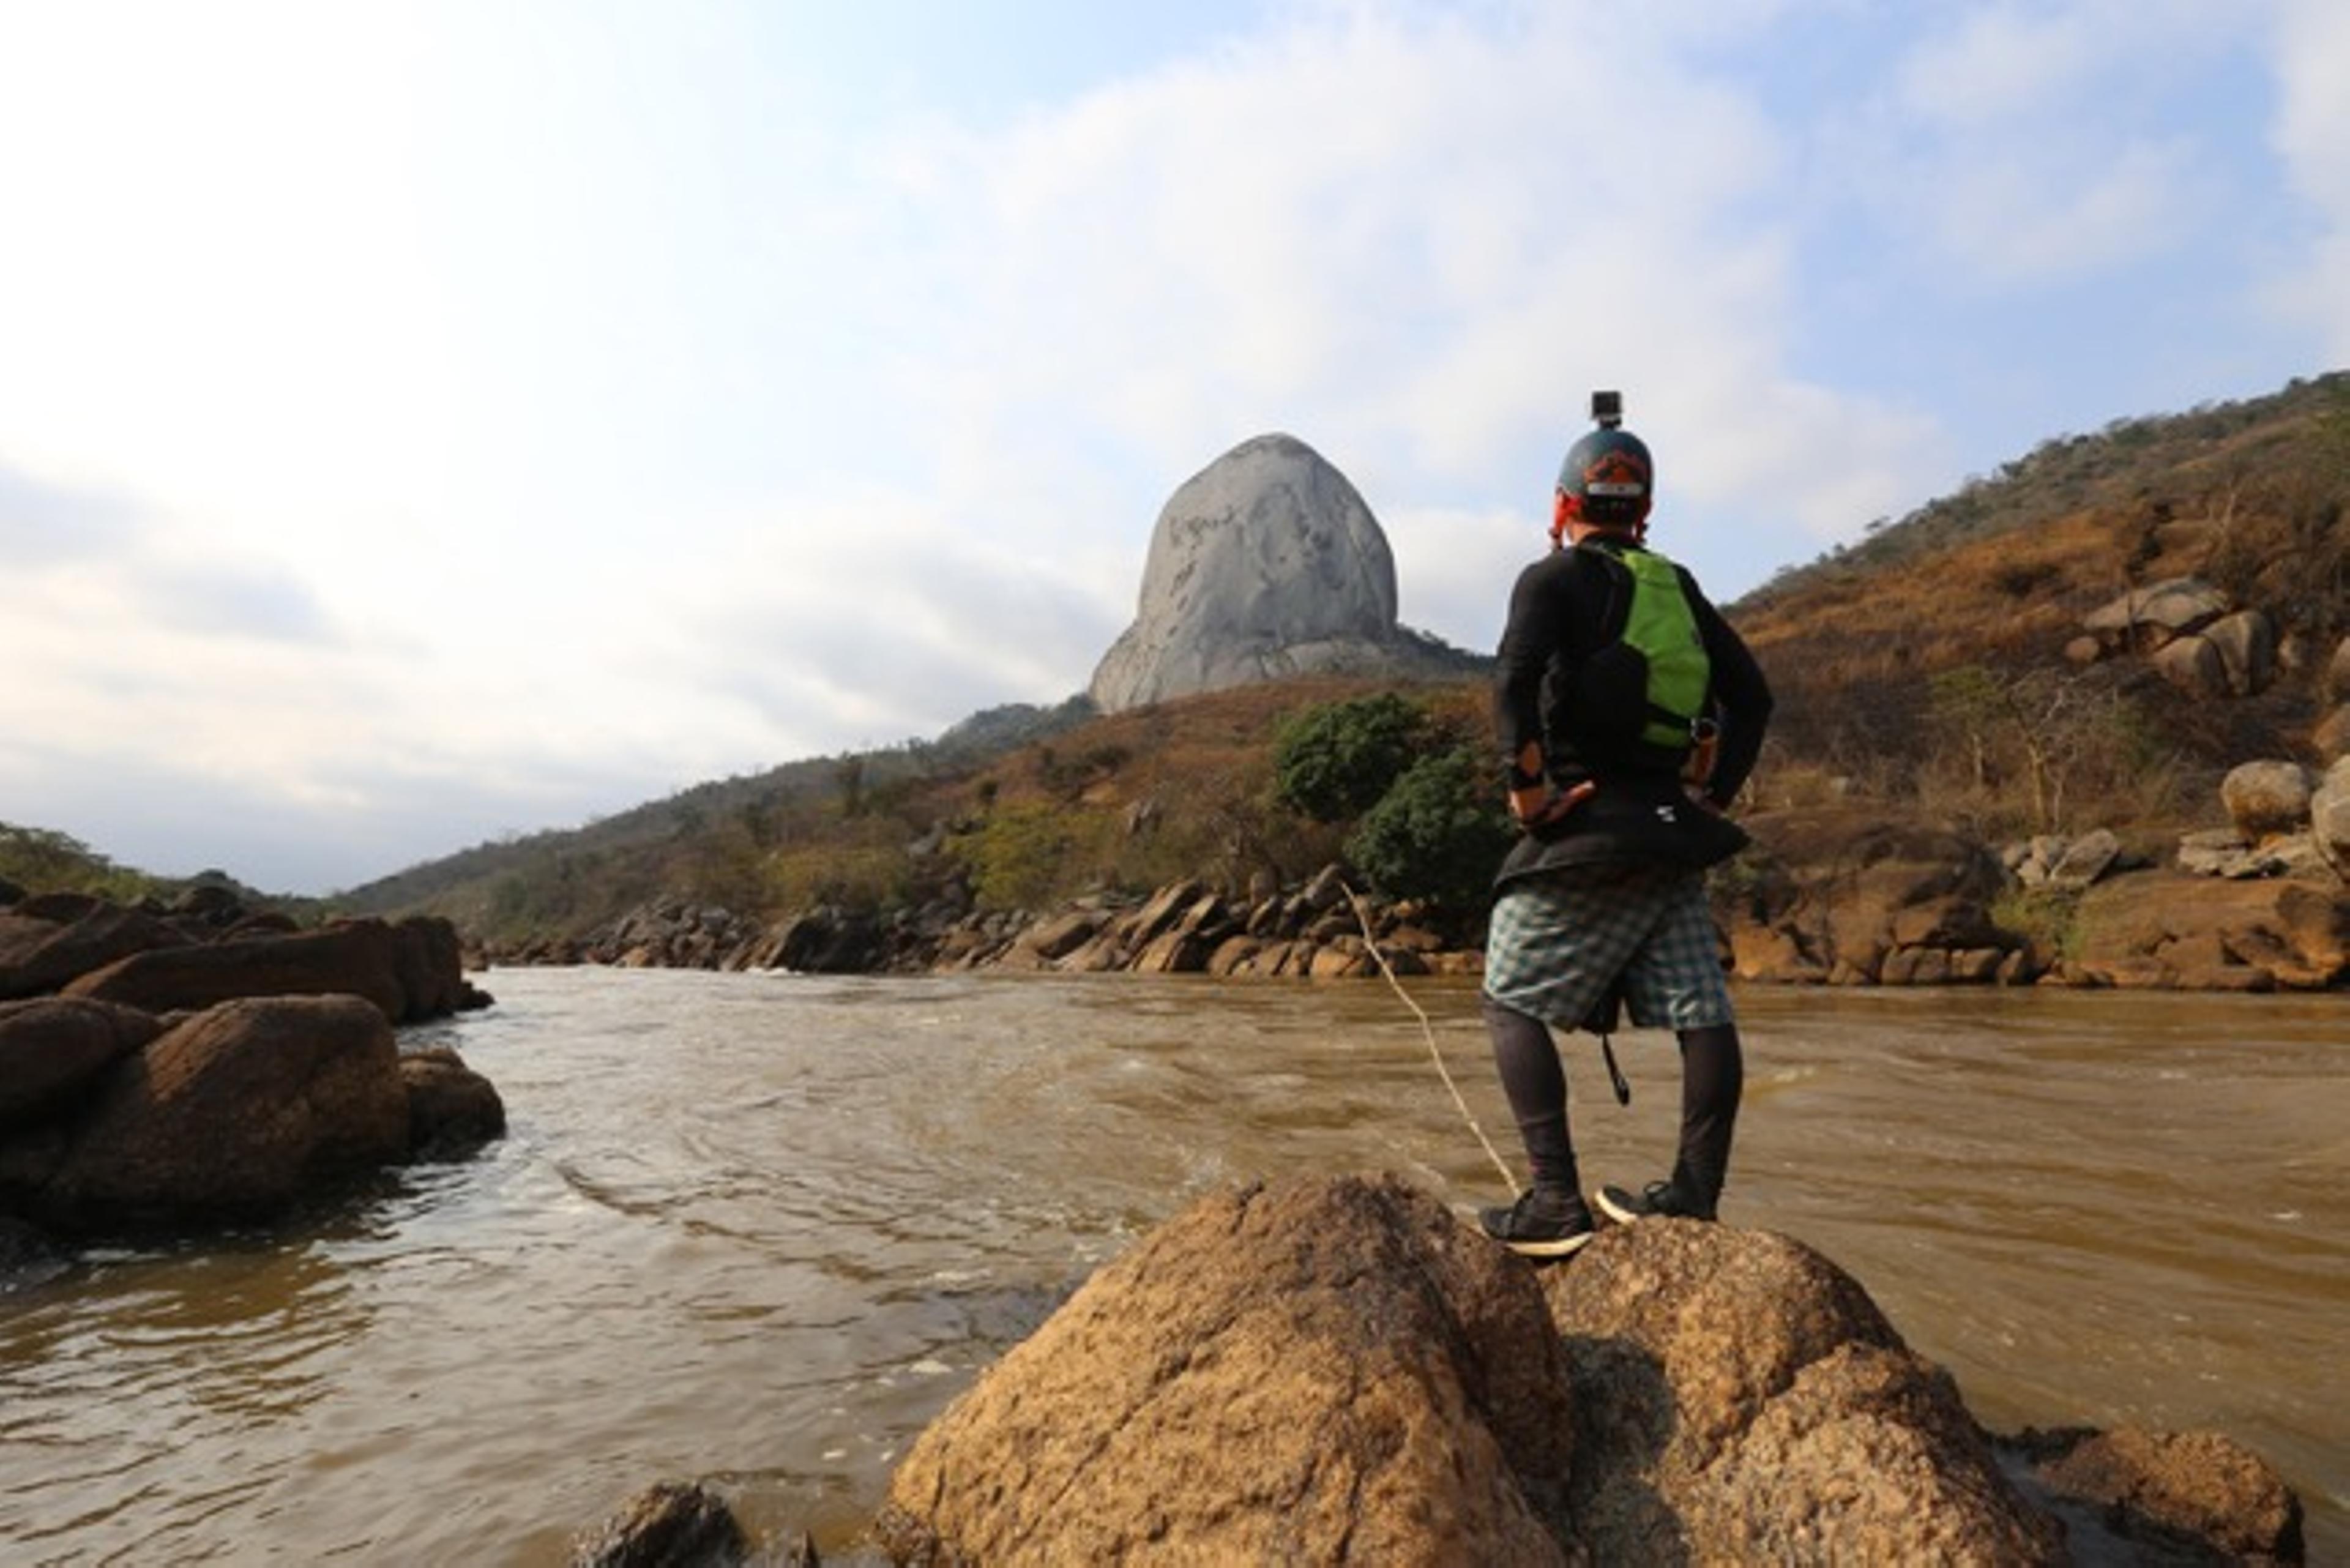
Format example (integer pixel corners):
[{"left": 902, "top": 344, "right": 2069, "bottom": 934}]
[{"left": 2, "top": 0, "right": 2345, "bottom": 894}]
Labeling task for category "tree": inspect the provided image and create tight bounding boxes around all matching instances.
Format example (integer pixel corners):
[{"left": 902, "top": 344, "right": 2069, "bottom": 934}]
[
  {"left": 1345, "top": 747, "right": 1513, "bottom": 912},
  {"left": 1928, "top": 665, "right": 2149, "bottom": 832},
  {"left": 1272, "top": 694, "right": 1427, "bottom": 823}
]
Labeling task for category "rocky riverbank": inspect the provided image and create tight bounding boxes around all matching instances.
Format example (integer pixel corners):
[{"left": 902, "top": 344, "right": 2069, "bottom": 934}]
[
  {"left": 575, "top": 1174, "right": 2305, "bottom": 1565},
  {"left": 0, "top": 886, "right": 504, "bottom": 1253},
  {"left": 488, "top": 761, "right": 2350, "bottom": 996}
]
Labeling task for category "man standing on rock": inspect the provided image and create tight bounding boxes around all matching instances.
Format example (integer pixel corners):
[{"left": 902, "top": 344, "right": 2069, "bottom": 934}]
[{"left": 1477, "top": 392, "right": 1772, "bottom": 1258}]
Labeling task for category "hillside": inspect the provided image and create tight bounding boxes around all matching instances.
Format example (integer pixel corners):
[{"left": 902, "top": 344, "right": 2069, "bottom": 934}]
[
  {"left": 319, "top": 372, "right": 2349, "bottom": 950},
  {"left": 1731, "top": 370, "right": 2349, "bottom": 834}
]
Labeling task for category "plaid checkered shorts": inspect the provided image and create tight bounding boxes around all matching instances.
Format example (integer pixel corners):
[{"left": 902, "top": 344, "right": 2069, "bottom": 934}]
[{"left": 1481, "top": 862, "right": 1734, "bottom": 1031}]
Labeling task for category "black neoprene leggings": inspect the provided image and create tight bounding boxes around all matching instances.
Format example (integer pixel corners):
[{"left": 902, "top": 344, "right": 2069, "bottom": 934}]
[{"left": 1484, "top": 996, "right": 1744, "bottom": 1203}]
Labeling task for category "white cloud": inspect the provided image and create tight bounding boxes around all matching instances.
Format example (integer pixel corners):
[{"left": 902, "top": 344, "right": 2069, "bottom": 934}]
[
  {"left": 884, "top": 4, "right": 1934, "bottom": 616},
  {"left": 1842, "top": 3, "right": 2241, "bottom": 286},
  {"left": 2267, "top": 0, "right": 2350, "bottom": 358}
]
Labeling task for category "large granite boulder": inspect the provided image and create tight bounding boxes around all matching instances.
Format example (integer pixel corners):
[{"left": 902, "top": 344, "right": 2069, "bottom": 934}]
[
  {"left": 874, "top": 1174, "right": 2297, "bottom": 1564},
  {"left": 35, "top": 994, "right": 409, "bottom": 1231},
  {"left": 1726, "top": 813, "right": 2010, "bottom": 984},
  {"left": 569, "top": 1480, "right": 749, "bottom": 1568},
  {"left": 2223, "top": 761, "right": 2316, "bottom": 842},
  {"left": 2154, "top": 633, "right": 2229, "bottom": 698},
  {"left": 2206, "top": 608, "right": 2277, "bottom": 695},
  {"left": 0, "top": 997, "right": 160, "bottom": 1130},
  {"left": 1089, "top": 433, "right": 1468, "bottom": 711},
  {"left": 2312, "top": 756, "right": 2350, "bottom": 879},
  {"left": 878, "top": 1173, "right": 1575, "bottom": 1564},
  {"left": 2082, "top": 577, "right": 2229, "bottom": 650},
  {"left": 1543, "top": 1220, "right": 2064, "bottom": 1564},
  {"left": 398, "top": 1045, "right": 507, "bottom": 1159},
  {"left": 2314, "top": 704, "right": 2350, "bottom": 765},
  {"left": 2003, "top": 1425, "right": 2305, "bottom": 1562},
  {"left": 0, "top": 905, "right": 190, "bottom": 1001},
  {"left": 2071, "top": 872, "right": 2349, "bottom": 989},
  {"left": 65, "top": 918, "right": 410, "bottom": 1021}
]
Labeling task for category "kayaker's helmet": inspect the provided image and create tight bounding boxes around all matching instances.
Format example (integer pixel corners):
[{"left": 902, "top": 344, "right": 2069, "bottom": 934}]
[{"left": 1557, "top": 425, "right": 1653, "bottom": 531}]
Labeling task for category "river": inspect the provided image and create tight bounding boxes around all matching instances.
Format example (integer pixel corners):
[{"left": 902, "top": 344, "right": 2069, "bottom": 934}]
[{"left": 2, "top": 969, "right": 2343, "bottom": 1563}]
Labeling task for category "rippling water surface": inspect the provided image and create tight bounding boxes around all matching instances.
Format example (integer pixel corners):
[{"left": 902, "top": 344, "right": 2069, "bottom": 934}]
[{"left": 2, "top": 969, "right": 2343, "bottom": 1562}]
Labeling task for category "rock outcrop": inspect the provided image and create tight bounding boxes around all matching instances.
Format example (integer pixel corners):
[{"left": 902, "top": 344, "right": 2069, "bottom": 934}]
[
  {"left": 63, "top": 916, "right": 490, "bottom": 1025},
  {"left": 2, "top": 995, "right": 505, "bottom": 1236},
  {"left": 0, "top": 998, "right": 160, "bottom": 1129},
  {"left": 2075, "top": 576, "right": 2291, "bottom": 700},
  {"left": 569, "top": 1480, "right": 752, "bottom": 1568},
  {"left": 1542, "top": 1218, "right": 2062, "bottom": 1564},
  {"left": 1088, "top": 434, "right": 1475, "bottom": 712},
  {"left": 877, "top": 1174, "right": 1573, "bottom": 1564},
  {"left": 33, "top": 995, "right": 410, "bottom": 1230},
  {"left": 400, "top": 1045, "right": 510, "bottom": 1160},
  {"left": 0, "top": 886, "right": 505, "bottom": 1245},
  {"left": 873, "top": 1174, "right": 2301, "bottom": 1564}
]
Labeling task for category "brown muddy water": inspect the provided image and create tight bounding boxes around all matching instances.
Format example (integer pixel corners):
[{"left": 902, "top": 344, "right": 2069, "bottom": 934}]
[{"left": 2, "top": 969, "right": 2344, "bottom": 1564}]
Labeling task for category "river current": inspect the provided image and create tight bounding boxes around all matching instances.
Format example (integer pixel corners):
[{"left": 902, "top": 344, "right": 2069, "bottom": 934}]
[{"left": 2, "top": 969, "right": 2344, "bottom": 1563}]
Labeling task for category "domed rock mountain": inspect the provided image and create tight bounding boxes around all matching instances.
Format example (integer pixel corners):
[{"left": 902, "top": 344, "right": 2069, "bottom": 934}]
[{"left": 1087, "top": 433, "right": 1479, "bottom": 712}]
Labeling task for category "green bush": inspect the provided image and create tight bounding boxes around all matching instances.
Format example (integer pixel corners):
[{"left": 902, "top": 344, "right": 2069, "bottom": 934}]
[
  {"left": 1345, "top": 747, "right": 1513, "bottom": 912},
  {"left": 1272, "top": 693, "right": 1427, "bottom": 822}
]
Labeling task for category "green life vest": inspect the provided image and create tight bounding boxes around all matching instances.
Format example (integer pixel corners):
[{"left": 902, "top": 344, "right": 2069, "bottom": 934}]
[{"left": 1572, "top": 540, "right": 1711, "bottom": 757}]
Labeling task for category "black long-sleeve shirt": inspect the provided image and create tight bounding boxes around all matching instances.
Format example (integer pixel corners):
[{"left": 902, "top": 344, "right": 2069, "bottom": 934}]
[{"left": 1493, "top": 534, "right": 1772, "bottom": 809}]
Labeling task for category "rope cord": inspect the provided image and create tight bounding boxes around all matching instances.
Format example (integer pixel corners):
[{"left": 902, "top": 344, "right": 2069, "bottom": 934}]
[{"left": 1341, "top": 883, "right": 1520, "bottom": 1198}]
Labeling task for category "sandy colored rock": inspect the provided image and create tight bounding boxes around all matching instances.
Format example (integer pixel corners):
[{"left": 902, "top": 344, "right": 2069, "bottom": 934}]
[
  {"left": 2007, "top": 1425, "right": 2305, "bottom": 1563},
  {"left": 2082, "top": 577, "right": 2229, "bottom": 643},
  {"left": 877, "top": 1174, "right": 1573, "bottom": 1566},
  {"left": 2313, "top": 756, "right": 2350, "bottom": 878},
  {"left": 2206, "top": 607, "right": 2277, "bottom": 695},
  {"left": 2222, "top": 760, "right": 2315, "bottom": 842},
  {"left": 2314, "top": 703, "right": 2350, "bottom": 766},
  {"left": 2154, "top": 633, "right": 2228, "bottom": 698},
  {"left": 2074, "top": 871, "right": 2348, "bottom": 988},
  {"left": 1543, "top": 1220, "right": 2064, "bottom": 1565}
]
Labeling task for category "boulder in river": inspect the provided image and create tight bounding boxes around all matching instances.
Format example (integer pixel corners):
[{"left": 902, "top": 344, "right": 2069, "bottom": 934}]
[
  {"left": 0, "top": 997, "right": 161, "bottom": 1130},
  {"left": 1542, "top": 1217, "right": 2061, "bottom": 1563},
  {"left": 398, "top": 1045, "right": 507, "bottom": 1160},
  {"left": 61, "top": 916, "right": 485, "bottom": 1024},
  {"left": 876, "top": 1173, "right": 2304, "bottom": 1564},
  {"left": 35, "top": 994, "right": 410, "bottom": 1232},
  {"left": 878, "top": 1173, "right": 1573, "bottom": 1564},
  {"left": 569, "top": 1479, "right": 750, "bottom": 1568}
]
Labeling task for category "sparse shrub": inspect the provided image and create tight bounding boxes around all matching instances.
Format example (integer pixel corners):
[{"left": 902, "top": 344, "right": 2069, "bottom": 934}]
[
  {"left": 1991, "top": 885, "right": 2084, "bottom": 964},
  {"left": 963, "top": 802, "right": 1113, "bottom": 910},
  {"left": 764, "top": 843, "right": 908, "bottom": 913}
]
